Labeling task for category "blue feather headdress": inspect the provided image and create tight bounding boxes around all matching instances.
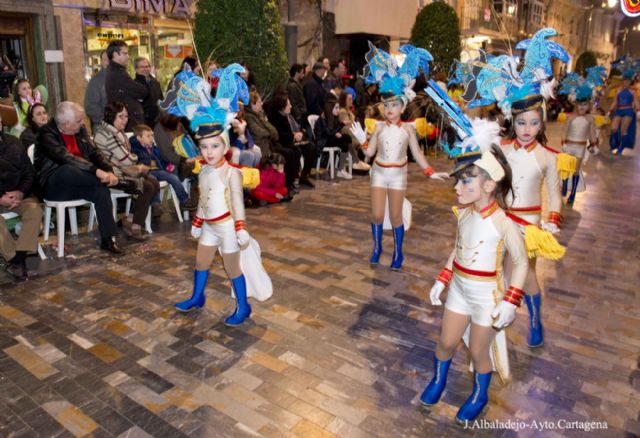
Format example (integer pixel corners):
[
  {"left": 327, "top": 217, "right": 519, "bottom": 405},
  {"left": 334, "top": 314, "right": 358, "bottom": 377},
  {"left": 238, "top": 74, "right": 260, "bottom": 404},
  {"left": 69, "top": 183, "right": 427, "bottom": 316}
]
[
  {"left": 160, "top": 63, "right": 249, "bottom": 140},
  {"left": 558, "top": 66, "right": 606, "bottom": 103},
  {"left": 362, "top": 42, "right": 433, "bottom": 102},
  {"left": 455, "top": 28, "right": 569, "bottom": 119},
  {"left": 424, "top": 79, "right": 504, "bottom": 181}
]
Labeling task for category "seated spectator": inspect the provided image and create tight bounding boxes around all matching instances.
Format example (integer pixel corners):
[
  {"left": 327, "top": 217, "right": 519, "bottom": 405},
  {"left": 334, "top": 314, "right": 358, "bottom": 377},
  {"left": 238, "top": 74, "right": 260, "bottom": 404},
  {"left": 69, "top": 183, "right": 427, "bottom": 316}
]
[
  {"left": 130, "top": 123, "right": 197, "bottom": 211},
  {"left": 0, "top": 114, "right": 42, "bottom": 280},
  {"left": 250, "top": 153, "right": 291, "bottom": 206},
  {"left": 10, "top": 78, "right": 48, "bottom": 137},
  {"left": 265, "top": 91, "right": 316, "bottom": 188},
  {"left": 35, "top": 102, "right": 124, "bottom": 254},
  {"left": 338, "top": 92, "right": 370, "bottom": 171},
  {"left": 20, "top": 103, "right": 49, "bottom": 150},
  {"left": 314, "top": 98, "right": 353, "bottom": 180},
  {"left": 228, "top": 103, "right": 261, "bottom": 167},
  {"left": 154, "top": 113, "right": 198, "bottom": 181},
  {"left": 93, "top": 101, "right": 160, "bottom": 241},
  {"left": 245, "top": 90, "right": 299, "bottom": 194}
]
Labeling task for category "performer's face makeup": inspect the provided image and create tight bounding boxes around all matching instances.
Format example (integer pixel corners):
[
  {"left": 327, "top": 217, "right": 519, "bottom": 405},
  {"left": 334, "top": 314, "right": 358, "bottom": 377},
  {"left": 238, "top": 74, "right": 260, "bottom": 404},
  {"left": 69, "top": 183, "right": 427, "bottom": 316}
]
[
  {"left": 514, "top": 110, "right": 542, "bottom": 143},
  {"left": 576, "top": 101, "right": 590, "bottom": 115},
  {"left": 454, "top": 173, "right": 481, "bottom": 205},
  {"left": 199, "top": 136, "right": 228, "bottom": 165},
  {"left": 454, "top": 167, "right": 495, "bottom": 206},
  {"left": 383, "top": 99, "right": 403, "bottom": 122}
]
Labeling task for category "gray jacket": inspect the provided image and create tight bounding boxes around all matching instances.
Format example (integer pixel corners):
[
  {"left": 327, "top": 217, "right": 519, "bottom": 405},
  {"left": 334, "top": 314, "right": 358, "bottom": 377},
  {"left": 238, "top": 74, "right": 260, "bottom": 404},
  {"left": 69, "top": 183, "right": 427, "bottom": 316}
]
[{"left": 84, "top": 68, "right": 107, "bottom": 126}]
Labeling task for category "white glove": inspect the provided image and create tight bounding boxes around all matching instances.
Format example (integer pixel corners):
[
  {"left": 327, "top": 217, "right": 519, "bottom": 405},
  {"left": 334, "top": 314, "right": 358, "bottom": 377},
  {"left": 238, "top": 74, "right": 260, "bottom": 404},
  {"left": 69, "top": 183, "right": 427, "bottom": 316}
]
[
  {"left": 430, "top": 172, "right": 449, "bottom": 181},
  {"left": 491, "top": 301, "right": 517, "bottom": 329},
  {"left": 541, "top": 221, "right": 559, "bottom": 234},
  {"left": 429, "top": 281, "right": 446, "bottom": 306},
  {"left": 237, "top": 229, "right": 251, "bottom": 246},
  {"left": 350, "top": 122, "right": 367, "bottom": 145},
  {"left": 191, "top": 226, "right": 202, "bottom": 239}
]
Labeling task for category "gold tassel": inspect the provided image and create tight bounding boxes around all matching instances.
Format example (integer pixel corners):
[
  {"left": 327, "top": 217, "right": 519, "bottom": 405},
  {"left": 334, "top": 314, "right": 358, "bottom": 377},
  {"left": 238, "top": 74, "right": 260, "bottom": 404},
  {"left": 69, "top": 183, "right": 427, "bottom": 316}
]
[
  {"left": 556, "top": 152, "right": 577, "bottom": 180},
  {"left": 241, "top": 167, "right": 260, "bottom": 189},
  {"left": 364, "top": 118, "right": 377, "bottom": 135},
  {"left": 524, "top": 225, "right": 566, "bottom": 260},
  {"left": 452, "top": 206, "right": 459, "bottom": 219},
  {"left": 557, "top": 112, "right": 567, "bottom": 122},
  {"left": 192, "top": 160, "right": 201, "bottom": 175}
]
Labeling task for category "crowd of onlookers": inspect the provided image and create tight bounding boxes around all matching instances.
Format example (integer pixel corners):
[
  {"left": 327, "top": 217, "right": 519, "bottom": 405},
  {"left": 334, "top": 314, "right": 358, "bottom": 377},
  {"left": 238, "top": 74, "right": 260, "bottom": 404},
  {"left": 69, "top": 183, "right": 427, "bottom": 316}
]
[{"left": 0, "top": 39, "right": 397, "bottom": 281}]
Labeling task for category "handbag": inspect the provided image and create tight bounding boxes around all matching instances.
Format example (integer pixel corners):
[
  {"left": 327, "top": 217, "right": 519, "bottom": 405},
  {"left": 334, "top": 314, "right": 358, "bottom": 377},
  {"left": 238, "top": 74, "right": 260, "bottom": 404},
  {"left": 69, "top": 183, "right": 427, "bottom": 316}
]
[
  {"left": 120, "top": 164, "right": 149, "bottom": 178},
  {"left": 112, "top": 177, "right": 142, "bottom": 195}
]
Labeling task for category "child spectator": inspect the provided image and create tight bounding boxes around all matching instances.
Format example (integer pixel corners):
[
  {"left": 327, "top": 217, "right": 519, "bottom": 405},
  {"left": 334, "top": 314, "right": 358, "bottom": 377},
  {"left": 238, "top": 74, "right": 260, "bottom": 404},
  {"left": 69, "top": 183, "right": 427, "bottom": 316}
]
[
  {"left": 250, "top": 154, "right": 290, "bottom": 205},
  {"left": 130, "top": 124, "right": 197, "bottom": 211}
]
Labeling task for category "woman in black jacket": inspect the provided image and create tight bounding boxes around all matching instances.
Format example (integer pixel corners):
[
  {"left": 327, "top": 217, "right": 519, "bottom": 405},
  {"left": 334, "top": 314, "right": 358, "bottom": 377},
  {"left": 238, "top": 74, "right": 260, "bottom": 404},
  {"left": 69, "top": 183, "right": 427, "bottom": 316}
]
[
  {"left": 19, "top": 103, "right": 49, "bottom": 151},
  {"left": 266, "top": 91, "right": 316, "bottom": 188}
]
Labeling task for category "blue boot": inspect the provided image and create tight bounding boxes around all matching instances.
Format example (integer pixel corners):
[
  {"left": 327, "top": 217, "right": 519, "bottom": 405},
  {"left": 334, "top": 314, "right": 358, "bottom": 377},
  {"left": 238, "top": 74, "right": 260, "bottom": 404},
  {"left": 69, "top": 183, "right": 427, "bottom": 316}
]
[
  {"left": 390, "top": 225, "right": 404, "bottom": 271},
  {"left": 175, "top": 270, "right": 209, "bottom": 312},
  {"left": 370, "top": 223, "right": 383, "bottom": 265},
  {"left": 456, "top": 372, "right": 492, "bottom": 422},
  {"left": 567, "top": 174, "right": 579, "bottom": 205},
  {"left": 224, "top": 275, "right": 252, "bottom": 326},
  {"left": 561, "top": 178, "right": 568, "bottom": 196},
  {"left": 419, "top": 355, "right": 452, "bottom": 406},
  {"left": 609, "top": 131, "right": 621, "bottom": 154},
  {"left": 524, "top": 293, "right": 544, "bottom": 347}
]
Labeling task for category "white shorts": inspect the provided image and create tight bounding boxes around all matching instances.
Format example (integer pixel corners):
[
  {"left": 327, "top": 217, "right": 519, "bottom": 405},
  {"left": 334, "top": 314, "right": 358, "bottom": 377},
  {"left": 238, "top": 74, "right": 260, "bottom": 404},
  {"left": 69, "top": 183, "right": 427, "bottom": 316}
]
[
  {"left": 199, "top": 220, "right": 239, "bottom": 253},
  {"left": 445, "top": 274, "right": 500, "bottom": 327},
  {"left": 370, "top": 164, "right": 407, "bottom": 190}
]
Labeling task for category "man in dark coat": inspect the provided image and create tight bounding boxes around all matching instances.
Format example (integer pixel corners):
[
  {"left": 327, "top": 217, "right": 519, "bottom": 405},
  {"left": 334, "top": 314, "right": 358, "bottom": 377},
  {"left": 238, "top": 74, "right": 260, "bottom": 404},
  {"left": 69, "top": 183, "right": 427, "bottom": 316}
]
[
  {"left": 134, "top": 56, "right": 163, "bottom": 127},
  {"left": 302, "top": 62, "right": 327, "bottom": 117},
  {"left": 35, "top": 102, "right": 124, "bottom": 254},
  {"left": 84, "top": 51, "right": 109, "bottom": 132},
  {"left": 105, "top": 40, "right": 148, "bottom": 131},
  {"left": 0, "top": 113, "right": 42, "bottom": 280},
  {"left": 286, "top": 64, "right": 307, "bottom": 126}
]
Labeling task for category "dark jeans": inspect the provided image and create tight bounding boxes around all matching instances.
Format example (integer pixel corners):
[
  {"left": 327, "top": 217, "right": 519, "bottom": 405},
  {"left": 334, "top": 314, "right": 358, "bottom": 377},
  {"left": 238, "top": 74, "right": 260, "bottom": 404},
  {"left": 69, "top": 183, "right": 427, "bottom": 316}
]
[
  {"left": 150, "top": 170, "right": 188, "bottom": 203},
  {"left": 44, "top": 165, "right": 116, "bottom": 240}
]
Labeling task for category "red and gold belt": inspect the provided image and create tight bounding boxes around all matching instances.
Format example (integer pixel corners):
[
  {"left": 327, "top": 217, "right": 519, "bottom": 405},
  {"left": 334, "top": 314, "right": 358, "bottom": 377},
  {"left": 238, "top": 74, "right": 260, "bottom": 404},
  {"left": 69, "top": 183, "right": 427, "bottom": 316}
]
[{"left": 452, "top": 260, "right": 497, "bottom": 281}]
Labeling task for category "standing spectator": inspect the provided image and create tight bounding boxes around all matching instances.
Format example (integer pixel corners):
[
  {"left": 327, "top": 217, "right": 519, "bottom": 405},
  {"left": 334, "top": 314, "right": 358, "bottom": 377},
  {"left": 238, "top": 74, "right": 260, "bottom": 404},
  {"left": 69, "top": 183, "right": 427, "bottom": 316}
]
[
  {"left": 303, "top": 62, "right": 327, "bottom": 117},
  {"left": 35, "top": 102, "right": 124, "bottom": 254},
  {"left": 323, "top": 60, "right": 346, "bottom": 92},
  {"left": 19, "top": 103, "right": 49, "bottom": 150},
  {"left": 105, "top": 40, "right": 148, "bottom": 131},
  {"left": 0, "top": 114, "right": 42, "bottom": 280},
  {"left": 287, "top": 64, "right": 307, "bottom": 125},
  {"left": 93, "top": 102, "right": 161, "bottom": 241},
  {"left": 134, "top": 57, "right": 163, "bottom": 127},
  {"left": 84, "top": 51, "right": 109, "bottom": 132}
]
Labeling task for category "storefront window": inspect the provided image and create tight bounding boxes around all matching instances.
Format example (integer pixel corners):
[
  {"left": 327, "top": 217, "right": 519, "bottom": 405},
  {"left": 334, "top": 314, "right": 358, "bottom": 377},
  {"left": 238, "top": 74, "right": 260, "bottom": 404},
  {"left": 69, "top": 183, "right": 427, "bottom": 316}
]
[
  {"left": 85, "top": 24, "right": 151, "bottom": 81},
  {"left": 155, "top": 22, "right": 193, "bottom": 91}
]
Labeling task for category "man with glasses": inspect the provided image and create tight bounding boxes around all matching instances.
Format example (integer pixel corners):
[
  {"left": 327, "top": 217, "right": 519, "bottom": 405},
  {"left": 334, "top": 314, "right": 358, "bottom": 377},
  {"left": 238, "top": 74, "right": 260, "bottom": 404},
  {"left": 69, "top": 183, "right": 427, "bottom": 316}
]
[
  {"left": 134, "top": 57, "right": 163, "bottom": 127},
  {"left": 105, "top": 40, "right": 148, "bottom": 131}
]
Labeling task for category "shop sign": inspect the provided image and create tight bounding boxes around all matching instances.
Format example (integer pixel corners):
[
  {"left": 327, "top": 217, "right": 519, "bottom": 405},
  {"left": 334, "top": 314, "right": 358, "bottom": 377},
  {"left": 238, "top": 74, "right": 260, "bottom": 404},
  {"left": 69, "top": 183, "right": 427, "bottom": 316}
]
[
  {"left": 621, "top": 0, "right": 640, "bottom": 17},
  {"left": 109, "top": 0, "right": 193, "bottom": 17},
  {"left": 164, "top": 45, "right": 193, "bottom": 59}
]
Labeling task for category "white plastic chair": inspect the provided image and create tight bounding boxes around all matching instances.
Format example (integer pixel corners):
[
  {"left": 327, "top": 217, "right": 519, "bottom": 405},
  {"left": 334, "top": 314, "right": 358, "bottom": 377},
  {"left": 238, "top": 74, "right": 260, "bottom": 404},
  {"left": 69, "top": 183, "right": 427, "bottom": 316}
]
[
  {"left": 43, "top": 199, "right": 97, "bottom": 258},
  {"left": 308, "top": 115, "right": 343, "bottom": 179},
  {"left": 144, "top": 180, "right": 188, "bottom": 233},
  {"left": 1, "top": 212, "right": 46, "bottom": 260}
]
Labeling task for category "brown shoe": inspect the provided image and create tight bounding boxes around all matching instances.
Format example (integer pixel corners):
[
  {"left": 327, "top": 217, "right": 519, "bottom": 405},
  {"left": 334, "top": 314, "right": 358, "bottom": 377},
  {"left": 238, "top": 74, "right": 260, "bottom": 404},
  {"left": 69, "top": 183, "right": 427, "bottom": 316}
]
[{"left": 180, "top": 197, "right": 199, "bottom": 212}]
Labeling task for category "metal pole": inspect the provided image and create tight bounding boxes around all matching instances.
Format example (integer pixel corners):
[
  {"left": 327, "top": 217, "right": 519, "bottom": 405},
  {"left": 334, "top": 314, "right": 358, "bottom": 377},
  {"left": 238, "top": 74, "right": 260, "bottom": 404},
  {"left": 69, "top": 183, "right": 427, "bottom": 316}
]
[{"left": 284, "top": 0, "right": 298, "bottom": 64}]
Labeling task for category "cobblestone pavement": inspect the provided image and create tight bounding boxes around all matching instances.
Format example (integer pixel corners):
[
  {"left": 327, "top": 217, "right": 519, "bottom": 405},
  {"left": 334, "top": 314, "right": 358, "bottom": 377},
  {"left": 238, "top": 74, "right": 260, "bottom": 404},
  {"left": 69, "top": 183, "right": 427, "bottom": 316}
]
[{"left": 0, "top": 122, "right": 638, "bottom": 437}]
